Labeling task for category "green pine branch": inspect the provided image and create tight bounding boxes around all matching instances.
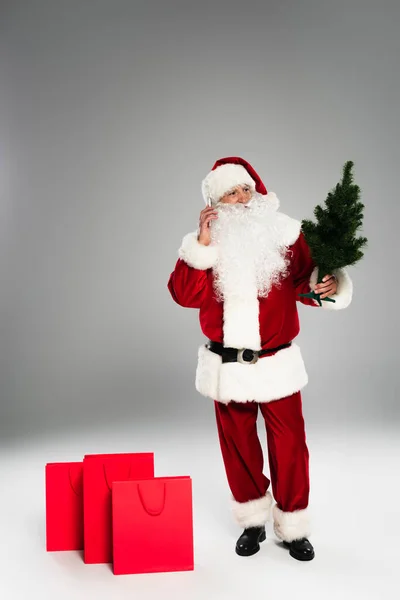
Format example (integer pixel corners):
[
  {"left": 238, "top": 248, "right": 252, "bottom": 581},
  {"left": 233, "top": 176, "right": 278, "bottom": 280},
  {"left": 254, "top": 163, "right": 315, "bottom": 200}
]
[{"left": 301, "top": 160, "right": 368, "bottom": 282}]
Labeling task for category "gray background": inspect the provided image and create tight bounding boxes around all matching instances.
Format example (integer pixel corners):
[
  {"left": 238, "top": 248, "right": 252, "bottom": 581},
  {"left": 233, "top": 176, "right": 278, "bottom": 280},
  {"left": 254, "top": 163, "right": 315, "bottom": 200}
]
[{"left": 1, "top": 0, "right": 399, "bottom": 444}]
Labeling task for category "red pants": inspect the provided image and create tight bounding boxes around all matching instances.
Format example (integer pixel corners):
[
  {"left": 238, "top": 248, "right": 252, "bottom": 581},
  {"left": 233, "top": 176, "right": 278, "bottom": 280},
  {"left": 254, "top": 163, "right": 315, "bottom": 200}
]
[{"left": 214, "top": 391, "right": 311, "bottom": 541}]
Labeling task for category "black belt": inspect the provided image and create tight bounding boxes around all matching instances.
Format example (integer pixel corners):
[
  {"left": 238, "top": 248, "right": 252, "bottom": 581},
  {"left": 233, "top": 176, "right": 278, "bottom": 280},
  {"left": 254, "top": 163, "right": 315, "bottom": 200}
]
[{"left": 206, "top": 341, "right": 292, "bottom": 364}]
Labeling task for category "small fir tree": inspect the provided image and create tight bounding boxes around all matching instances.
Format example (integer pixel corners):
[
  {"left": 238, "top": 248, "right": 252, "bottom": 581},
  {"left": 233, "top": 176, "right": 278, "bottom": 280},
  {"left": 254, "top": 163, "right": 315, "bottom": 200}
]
[{"left": 299, "top": 161, "right": 367, "bottom": 306}]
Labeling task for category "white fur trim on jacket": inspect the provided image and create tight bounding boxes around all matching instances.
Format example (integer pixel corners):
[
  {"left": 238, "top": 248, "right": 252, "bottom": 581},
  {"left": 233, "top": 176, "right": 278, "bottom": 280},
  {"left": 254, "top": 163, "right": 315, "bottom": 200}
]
[
  {"left": 266, "top": 191, "right": 280, "bottom": 211},
  {"left": 232, "top": 491, "right": 273, "bottom": 528},
  {"left": 309, "top": 266, "right": 353, "bottom": 310},
  {"left": 220, "top": 213, "right": 301, "bottom": 351},
  {"left": 195, "top": 342, "right": 308, "bottom": 403},
  {"left": 223, "top": 295, "right": 262, "bottom": 350},
  {"left": 273, "top": 505, "right": 311, "bottom": 542},
  {"left": 276, "top": 213, "right": 301, "bottom": 246},
  {"left": 178, "top": 231, "right": 218, "bottom": 270},
  {"left": 202, "top": 163, "right": 256, "bottom": 204}
]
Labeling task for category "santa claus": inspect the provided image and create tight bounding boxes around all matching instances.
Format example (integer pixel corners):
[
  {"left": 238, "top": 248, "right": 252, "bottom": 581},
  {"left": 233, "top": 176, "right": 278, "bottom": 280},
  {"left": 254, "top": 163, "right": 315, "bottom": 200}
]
[{"left": 167, "top": 157, "right": 353, "bottom": 561}]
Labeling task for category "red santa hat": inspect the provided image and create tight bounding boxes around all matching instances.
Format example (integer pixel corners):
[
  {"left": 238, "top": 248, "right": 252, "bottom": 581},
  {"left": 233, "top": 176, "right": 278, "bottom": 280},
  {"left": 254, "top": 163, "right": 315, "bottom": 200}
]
[{"left": 201, "top": 156, "right": 269, "bottom": 205}]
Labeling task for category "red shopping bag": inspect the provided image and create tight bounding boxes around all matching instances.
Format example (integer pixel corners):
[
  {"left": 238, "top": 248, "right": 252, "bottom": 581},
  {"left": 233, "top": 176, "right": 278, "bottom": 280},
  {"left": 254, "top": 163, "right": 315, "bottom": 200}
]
[
  {"left": 45, "top": 462, "right": 83, "bottom": 552},
  {"left": 83, "top": 453, "right": 154, "bottom": 564},
  {"left": 112, "top": 476, "right": 194, "bottom": 575}
]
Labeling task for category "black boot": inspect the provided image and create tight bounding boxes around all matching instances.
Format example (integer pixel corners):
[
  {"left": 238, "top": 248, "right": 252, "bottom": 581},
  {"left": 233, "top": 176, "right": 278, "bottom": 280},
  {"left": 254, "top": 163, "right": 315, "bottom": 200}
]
[
  {"left": 283, "top": 537, "right": 315, "bottom": 561},
  {"left": 235, "top": 526, "right": 266, "bottom": 557}
]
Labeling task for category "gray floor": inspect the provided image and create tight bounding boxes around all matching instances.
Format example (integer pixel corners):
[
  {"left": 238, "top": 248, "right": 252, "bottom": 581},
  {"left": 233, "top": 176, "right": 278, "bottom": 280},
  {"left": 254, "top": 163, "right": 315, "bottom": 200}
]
[{"left": 1, "top": 417, "right": 397, "bottom": 600}]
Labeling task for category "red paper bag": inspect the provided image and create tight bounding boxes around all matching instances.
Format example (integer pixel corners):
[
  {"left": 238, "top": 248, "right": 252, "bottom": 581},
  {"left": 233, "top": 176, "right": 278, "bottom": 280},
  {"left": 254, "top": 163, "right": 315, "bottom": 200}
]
[
  {"left": 45, "top": 462, "right": 83, "bottom": 551},
  {"left": 112, "top": 476, "right": 194, "bottom": 575},
  {"left": 83, "top": 452, "right": 154, "bottom": 564}
]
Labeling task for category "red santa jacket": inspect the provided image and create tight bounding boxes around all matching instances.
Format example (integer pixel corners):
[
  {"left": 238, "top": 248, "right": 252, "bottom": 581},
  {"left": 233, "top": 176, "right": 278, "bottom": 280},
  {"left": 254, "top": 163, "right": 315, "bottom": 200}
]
[{"left": 168, "top": 214, "right": 353, "bottom": 404}]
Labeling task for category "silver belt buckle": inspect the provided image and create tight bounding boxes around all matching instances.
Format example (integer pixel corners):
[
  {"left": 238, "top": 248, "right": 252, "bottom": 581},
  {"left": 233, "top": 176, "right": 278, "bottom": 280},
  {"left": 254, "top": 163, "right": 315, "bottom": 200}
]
[{"left": 237, "top": 348, "right": 259, "bottom": 365}]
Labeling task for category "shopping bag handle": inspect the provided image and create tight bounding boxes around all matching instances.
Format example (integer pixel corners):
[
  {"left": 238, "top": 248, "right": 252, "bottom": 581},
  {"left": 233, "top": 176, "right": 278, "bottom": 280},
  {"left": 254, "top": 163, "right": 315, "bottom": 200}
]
[
  {"left": 137, "top": 482, "right": 166, "bottom": 516},
  {"left": 68, "top": 466, "right": 83, "bottom": 497},
  {"left": 102, "top": 463, "right": 132, "bottom": 491}
]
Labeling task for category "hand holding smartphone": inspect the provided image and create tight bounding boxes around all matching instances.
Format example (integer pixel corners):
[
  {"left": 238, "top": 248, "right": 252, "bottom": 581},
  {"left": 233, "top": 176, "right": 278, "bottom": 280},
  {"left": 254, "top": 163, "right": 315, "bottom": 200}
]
[{"left": 198, "top": 198, "right": 218, "bottom": 246}]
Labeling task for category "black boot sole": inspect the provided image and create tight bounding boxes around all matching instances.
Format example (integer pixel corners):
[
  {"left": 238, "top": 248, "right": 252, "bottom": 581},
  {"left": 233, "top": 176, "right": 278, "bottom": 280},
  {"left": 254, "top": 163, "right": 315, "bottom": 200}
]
[
  {"left": 282, "top": 541, "right": 315, "bottom": 561},
  {"left": 235, "top": 530, "right": 266, "bottom": 557}
]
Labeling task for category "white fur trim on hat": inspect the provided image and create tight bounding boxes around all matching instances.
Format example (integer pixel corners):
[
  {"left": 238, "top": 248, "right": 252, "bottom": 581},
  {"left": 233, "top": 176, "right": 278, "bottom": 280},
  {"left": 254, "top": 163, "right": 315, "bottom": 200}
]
[
  {"left": 202, "top": 163, "right": 256, "bottom": 204},
  {"left": 309, "top": 266, "right": 353, "bottom": 309},
  {"left": 178, "top": 231, "right": 219, "bottom": 270},
  {"left": 273, "top": 505, "right": 311, "bottom": 542},
  {"left": 232, "top": 491, "right": 273, "bottom": 528}
]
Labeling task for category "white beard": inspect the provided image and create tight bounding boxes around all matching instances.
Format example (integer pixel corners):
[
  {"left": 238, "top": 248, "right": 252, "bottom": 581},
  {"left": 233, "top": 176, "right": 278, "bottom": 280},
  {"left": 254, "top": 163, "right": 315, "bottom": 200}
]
[{"left": 210, "top": 193, "right": 290, "bottom": 303}]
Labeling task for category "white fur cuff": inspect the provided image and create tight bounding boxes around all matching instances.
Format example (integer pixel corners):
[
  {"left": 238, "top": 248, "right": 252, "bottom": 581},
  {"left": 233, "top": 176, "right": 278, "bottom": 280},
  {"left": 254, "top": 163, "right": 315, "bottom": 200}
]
[
  {"left": 273, "top": 504, "right": 311, "bottom": 542},
  {"left": 232, "top": 491, "right": 273, "bottom": 528},
  {"left": 178, "top": 231, "right": 218, "bottom": 270},
  {"left": 309, "top": 266, "right": 353, "bottom": 310}
]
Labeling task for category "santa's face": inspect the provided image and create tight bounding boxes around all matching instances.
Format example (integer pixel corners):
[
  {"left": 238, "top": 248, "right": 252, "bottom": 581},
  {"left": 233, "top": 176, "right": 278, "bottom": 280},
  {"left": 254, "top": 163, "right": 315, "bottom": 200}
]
[
  {"left": 218, "top": 184, "right": 253, "bottom": 205},
  {"left": 209, "top": 191, "right": 290, "bottom": 301}
]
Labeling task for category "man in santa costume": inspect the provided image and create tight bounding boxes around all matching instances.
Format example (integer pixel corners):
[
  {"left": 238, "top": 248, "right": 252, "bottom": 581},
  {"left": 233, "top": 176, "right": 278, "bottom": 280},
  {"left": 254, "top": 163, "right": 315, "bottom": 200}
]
[{"left": 167, "top": 157, "right": 353, "bottom": 561}]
